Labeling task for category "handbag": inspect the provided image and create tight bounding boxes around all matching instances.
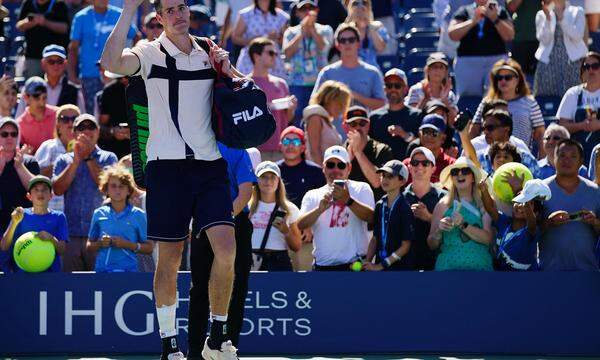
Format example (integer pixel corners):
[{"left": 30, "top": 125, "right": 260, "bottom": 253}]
[
  {"left": 194, "top": 37, "right": 276, "bottom": 149},
  {"left": 251, "top": 205, "right": 279, "bottom": 271}
]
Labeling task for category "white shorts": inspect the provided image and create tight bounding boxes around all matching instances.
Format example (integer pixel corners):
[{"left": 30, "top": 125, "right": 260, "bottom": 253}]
[{"left": 585, "top": 0, "right": 600, "bottom": 14}]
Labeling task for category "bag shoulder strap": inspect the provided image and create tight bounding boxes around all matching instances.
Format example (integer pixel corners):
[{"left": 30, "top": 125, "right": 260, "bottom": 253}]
[
  {"left": 258, "top": 205, "right": 279, "bottom": 253},
  {"left": 194, "top": 36, "right": 212, "bottom": 54}
]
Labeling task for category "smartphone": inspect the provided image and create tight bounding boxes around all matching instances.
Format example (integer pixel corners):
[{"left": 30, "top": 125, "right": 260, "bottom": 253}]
[
  {"left": 569, "top": 211, "right": 585, "bottom": 221},
  {"left": 333, "top": 179, "right": 346, "bottom": 188},
  {"left": 454, "top": 110, "right": 472, "bottom": 132},
  {"left": 3, "top": 62, "right": 14, "bottom": 78},
  {"left": 118, "top": 122, "right": 129, "bottom": 128},
  {"left": 274, "top": 209, "right": 287, "bottom": 219}
]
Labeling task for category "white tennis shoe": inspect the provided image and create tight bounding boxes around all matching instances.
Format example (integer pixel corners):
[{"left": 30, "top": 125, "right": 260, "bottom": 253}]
[
  {"left": 165, "top": 351, "right": 186, "bottom": 360},
  {"left": 201, "top": 338, "right": 239, "bottom": 360}
]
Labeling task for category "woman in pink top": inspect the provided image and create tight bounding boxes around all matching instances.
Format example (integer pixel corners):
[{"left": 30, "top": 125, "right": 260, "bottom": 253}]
[
  {"left": 16, "top": 77, "right": 57, "bottom": 153},
  {"left": 303, "top": 80, "right": 351, "bottom": 164}
]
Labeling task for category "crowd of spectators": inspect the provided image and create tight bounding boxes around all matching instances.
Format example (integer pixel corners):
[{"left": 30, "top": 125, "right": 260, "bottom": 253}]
[{"left": 1, "top": 0, "right": 600, "bottom": 273}]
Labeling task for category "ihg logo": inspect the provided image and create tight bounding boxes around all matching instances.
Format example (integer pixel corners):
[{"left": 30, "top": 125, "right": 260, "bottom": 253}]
[{"left": 233, "top": 106, "right": 263, "bottom": 125}]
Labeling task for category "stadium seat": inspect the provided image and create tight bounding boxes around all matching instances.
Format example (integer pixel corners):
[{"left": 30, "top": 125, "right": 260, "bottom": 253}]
[
  {"left": 402, "top": 48, "right": 436, "bottom": 71},
  {"left": 536, "top": 96, "right": 562, "bottom": 117},
  {"left": 377, "top": 55, "right": 401, "bottom": 74},
  {"left": 403, "top": 32, "right": 439, "bottom": 53},
  {"left": 590, "top": 31, "right": 600, "bottom": 53},
  {"left": 403, "top": 13, "right": 436, "bottom": 32},
  {"left": 457, "top": 96, "right": 483, "bottom": 113},
  {"left": 407, "top": 68, "right": 424, "bottom": 85},
  {"left": 8, "top": 36, "right": 24, "bottom": 57},
  {"left": 0, "top": 37, "right": 6, "bottom": 59},
  {"left": 403, "top": 0, "right": 434, "bottom": 10}
]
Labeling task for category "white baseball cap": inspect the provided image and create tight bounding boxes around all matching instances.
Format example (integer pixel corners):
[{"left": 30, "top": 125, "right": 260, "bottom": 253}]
[
  {"left": 410, "top": 146, "right": 436, "bottom": 166},
  {"left": 512, "top": 179, "right": 552, "bottom": 203},
  {"left": 255, "top": 161, "right": 281, "bottom": 178},
  {"left": 323, "top": 145, "right": 350, "bottom": 164}
]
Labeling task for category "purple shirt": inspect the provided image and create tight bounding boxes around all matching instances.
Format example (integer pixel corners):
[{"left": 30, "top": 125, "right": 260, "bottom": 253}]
[{"left": 252, "top": 74, "right": 289, "bottom": 152}]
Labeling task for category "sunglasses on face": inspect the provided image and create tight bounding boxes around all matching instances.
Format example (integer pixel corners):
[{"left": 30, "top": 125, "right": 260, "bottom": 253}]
[
  {"left": 348, "top": 120, "right": 368, "bottom": 128},
  {"left": 31, "top": 93, "right": 47, "bottom": 100},
  {"left": 147, "top": 23, "right": 163, "bottom": 29},
  {"left": 544, "top": 135, "right": 564, "bottom": 141},
  {"left": 450, "top": 167, "right": 472, "bottom": 177},
  {"left": 421, "top": 128, "right": 439, "bottom": 137},
  {"left": 583, "top": 62, "right": 600, "bottom": 71},
  {"left": 338, "top": 36, "right": 358, "bottom": 44},
  {"left": 75, "top": 123, "right": 97, "bottom": 132},
  {"left": 385, "top": 82, "right": 403, "bottom": 89},
  {"left": 494, "top": 74, "right": 517, "bottom": 82},
  {"left": 325, "top": 161, "right": 347, "bottom": 170},
  {"left": 46, "top": 59, "right": 65, "bottom": 65},
  {"left": 410, "top": 159, "right": 432, "bottom": 167},
  {"left": 264, "top": 50, "right": 278, "bottom": 57},
  {"left": 58, "top": 115, "right": 78, "bottom": 123},
  {"left": 281, "top": 138, "right": 302, "bottom": 146},
  {"left": 0, "top": 131, "right": 18, "bottom": 138},
  {"left": 483, "top": 124, "right": 499, "bottom": 132}
]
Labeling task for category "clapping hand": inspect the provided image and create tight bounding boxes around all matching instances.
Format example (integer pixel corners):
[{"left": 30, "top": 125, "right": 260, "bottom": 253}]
[
  {"left": 11, "top": 207, "right": 24, "bottom": 223},
  {"left": 100, "top": 235, "right": 111, "bottom": 248},
  {"left": 438, "top": 216, "right": 454, "bottom": 231}
]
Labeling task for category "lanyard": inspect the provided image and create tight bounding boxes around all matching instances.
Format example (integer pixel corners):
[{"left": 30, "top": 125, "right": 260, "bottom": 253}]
[
  {"left": 32, "top": 0, "right": 56, "bottom": 15},
  {"left": 302, "top": 36, "right": 313, "bottom": 59},
  {"left": 380, "top": 195, "right": 400, "bottom": 259}
]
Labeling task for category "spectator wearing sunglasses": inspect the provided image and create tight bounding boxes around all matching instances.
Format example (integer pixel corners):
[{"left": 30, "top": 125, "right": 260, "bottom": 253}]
[
  {"left": 0, "top": 117, "right": 39, "bottom": 272},
  {"left": 363, "top": 160, "right": 414, "bottom": 271},
  {"left": 35, "top": 105, "right": 81, "bottom": 212},
  {"left": 428, "top": 157, "right": 494, "bottom": 271},
  {"left": 343, "top": 0, "right": 390, "bottom": 70},
  {"left": 402, "top": 114, "right": 456, "bottom": 184},
  {"left": 276, "top": 126, "right": 326, "bottom": 271},
  {"left": 312, "top": 23, "right": 385, "bottom": 110},
  {"left": 53, "top": 114, "right": 118, "bottom": 271},
  {"left": 538, "top": 123, "right": 588, "bottom": 179},
  {"left": 343, "top": 106, "right": 393, "bottom": 200},
  {"left": 403, "top": 147, "right": 447, "bottom": 270},
  {"left": 557, "top": 52, "right": 600, "bottom": 163},
  {"left": 297, "top": 145, "right": 375, "bottom": 271},
  {"left": 369, "top": 68, "right": 422, "bottom": 161},
  {"left": 16, "top": 45, "right": 85, "bottom": 119},
  {"left": 469, "top": 60, "right": 545, "bottom": 159},
  {"left": 533, "top": 0, "right": 587, "bottom": 97},
  {"left": 249, "top": 37, "right": 297, "bottom": 161},
  {"left": 16, "top": 77, "right": 58, "bottom": 153}
]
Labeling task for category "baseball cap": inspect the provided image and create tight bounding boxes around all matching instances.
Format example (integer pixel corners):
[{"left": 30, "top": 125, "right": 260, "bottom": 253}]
[
  {"left": 426, "top": 52, "right": 448, "bottom": 67},
  {"left": 376, "top": 159, "right": 408, "bottom": 180},
  {"left": 419, "top": 114, "right": 447, "bottom": 133},
  {"left": 410, "top": 146, "right": 436, "bottom": 166},
  {"left": 345, "top": 105, "right": 370, "bottom": 123},
  {"left": 425, "top": 99, "right": 449, "bottom": 114},
  {"left": 323, "top": 145, "right": 350, "bottom": 164},
  {"left": 189, "top": 4, "right": 212, "bottom": 21},
  {"left": 0, "top": 117, "right": 19, "bottom": 132},
  {"left": 24, "top": 76, "right": 47, "bottom": 95},
  {"left": 296, "top": 0, "right": 317, "bottom": 8},
  {"left": 28, "top": 175, "right": 52, "bottom": 191},
  {"left": 512, "top": 179, "right": 552, "bottom": 203},
  {"left": 144, "top": 11, "right": 157, "bottom": 25},
  {"left": 280, "top": 126, "right": 305, "bottom": 142},
  {"left": 73, "top": 114, "right": 99, "bottom": 128},
  {"left": 255, "top": 161, "right": 281, "bottom": 178},
  {"left": 384, "top": 68, "right": 408, "bottom": 85},
  {"left": 42, "top": 44, "right": 67, "bottom": 59}
]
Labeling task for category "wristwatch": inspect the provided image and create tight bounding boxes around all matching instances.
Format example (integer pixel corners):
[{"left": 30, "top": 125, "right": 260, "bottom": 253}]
[
  {"left": 345, "top": 197, "right": 355, "bottom": 206},
  {"left": 461, "top": 222, "right": 469, "bottom": 230}
]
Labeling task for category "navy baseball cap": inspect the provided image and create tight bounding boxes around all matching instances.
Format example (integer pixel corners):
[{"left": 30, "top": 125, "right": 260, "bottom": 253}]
[
  {"left": 42, "top": 44, "right": 67, "bottom": 59},
  {"left": 24, "top": 76, "right": 47, "bottom": 95},
  {"left": 376, "top": 160, "right": 409, "bottom": 180},
  {"left": 419, "top": 114, "right": 447, "bottom": 133}
]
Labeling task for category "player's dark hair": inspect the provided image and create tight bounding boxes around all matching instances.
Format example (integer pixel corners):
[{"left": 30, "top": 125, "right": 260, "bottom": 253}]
[{"left": 152, "top": 0, "right": 188, "bottom": 13}]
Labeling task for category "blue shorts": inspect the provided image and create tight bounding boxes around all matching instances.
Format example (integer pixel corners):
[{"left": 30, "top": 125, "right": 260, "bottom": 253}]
[{"left": 146, "top": 158, "right": 234, "bottom": 242}]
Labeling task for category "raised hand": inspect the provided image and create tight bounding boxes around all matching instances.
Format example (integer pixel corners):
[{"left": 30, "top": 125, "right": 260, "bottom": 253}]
[{"left": 11, "top": 207, "right": 24, "bottom": 223}]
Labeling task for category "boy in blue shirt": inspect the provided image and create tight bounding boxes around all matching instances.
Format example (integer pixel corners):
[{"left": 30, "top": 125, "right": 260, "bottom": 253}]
[
  {"left": 1, "top": 175, "right": 68, "bottom": 272},
  {"left": 87, "top": 165, "right": 151, "bottom": 272},
  {"left": 480, "top": 178, "right": 551, "bottom": 271}
]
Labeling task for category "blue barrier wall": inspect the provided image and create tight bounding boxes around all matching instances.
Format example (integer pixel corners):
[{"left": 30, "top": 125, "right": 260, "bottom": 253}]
[{"left": 1, "top": 271, "right": 599, "bottom": 356}]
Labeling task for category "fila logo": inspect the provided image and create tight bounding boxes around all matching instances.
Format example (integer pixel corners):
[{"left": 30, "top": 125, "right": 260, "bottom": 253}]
[{"left": 232, "top": 106, "right": 263, "bottom": 125}]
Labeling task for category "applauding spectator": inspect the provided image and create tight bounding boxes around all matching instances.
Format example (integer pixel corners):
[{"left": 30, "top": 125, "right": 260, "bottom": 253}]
[
  {"left": 17, "top": 77, "right": 58, "bottom": 153},
  {"left": 538, "top": 123, "right": 588, "bottom": 179},
  {"left": 534, "top": 0, "right": 587, "bottom": 97},
  {"left": 557, "top": 52, "right": 600, "bottom": 163},
  {"left": 541, "top": 139, "right": 600, "bottom": 270},
  {"left": 343, "top": 0, "right": 389, "bottom": 69},
  {"left": 449, "top": 0, "right": 514, "bottom": 96},
  {"left": 232, "top": 0, "right": 289, "bottom": 78},
  {"left": 404, "top": 147, "right": 447, "bottom": 270},
  {"left": 297, "top": 146, "right": 374, "bottom": 271},
  {"left": 87, "top": 165, "right": 152, "bottom": 272},
  {"left": 312, "top": 23, "right": 385, "bottom": 110},
  {"left": 53, "top": 114, "right": 118, "bottom": 271},
  {"left": 508, "top": 0, "right": 541, "bottom": 76},
  {"left": 428, "top": 157, "right": 494, "bottom": 271},
  {"left": 303, "top": 80, "right": 349, "bottom": 164},
  {"left": 16, "top": 0, "right": 69, "bottom": 78},
  {"left": 364, "top": 160, "right": 414, "bottom": 271},
  {"left": 470, "top": 59, "right": 545, "bottom": 156},
  {"left": 343, "top": 106, "right": 393, "bottom": 200}
]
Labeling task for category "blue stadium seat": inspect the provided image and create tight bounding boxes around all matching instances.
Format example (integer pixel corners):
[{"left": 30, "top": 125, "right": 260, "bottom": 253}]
[
  {"left": 8, "top": 36, "right": 24, "bottom": 57},
  {"left": 457, "top": 96, "right": 483, "bottom": 113},
  {"left": 536, "top": 96, "right": 562, "bottom": 117},
  {"left": 403, "top": 13, "right": 436, "bottom": 32},
  {"left": 591, "top": 31, "right": 600, "bottom": 53},
  {"left": 403, "top": 0, "right": 434, "bottom": 10},
  {"left": 0, "top": 37, "right": 6, "bottom": 59},
  {"left": 377, "top": 55, "right": 401, "bottom": 74},
  {"left": 402, "top": 48, "right": 436, "bottom": 71},
  {"left": 407, "top": 68, "right": 424, "bottom": 85},
  {"left": 403, "top": 32, "right": 439, "bottom": 52}
]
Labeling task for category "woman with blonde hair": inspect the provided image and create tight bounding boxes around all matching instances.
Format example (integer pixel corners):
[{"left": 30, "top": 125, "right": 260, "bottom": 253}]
[
  {"left": 87, "top": 165, "right": 153, "bottom": 273},
  {"left": 303, "top": 80, "right": 350, "bottom": 164},
  {"left": 249, "top": 161, "right": 301, "bottom": 271},
  {"left": 469, "top": 59, "right": 546, "bottom": 158},
  {"left": 427, "top": 157, "right": 494, "bottom": 271},
  {"left": 343, "top": 0, "right": 389, "bottom": 68}
]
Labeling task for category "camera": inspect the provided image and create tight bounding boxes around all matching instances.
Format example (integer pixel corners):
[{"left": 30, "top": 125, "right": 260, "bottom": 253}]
[
  {"left": 333, "top": 179, "right": 346, "bottom": 187},
  {"left": 454, "top": 110, "right": 472, "bottom": 132},
  {"left": 274, "top": 209, "right": 287, "bottom": 219},
  {"left": 118, "top": 122, "right": 129, "bottom": 128}
]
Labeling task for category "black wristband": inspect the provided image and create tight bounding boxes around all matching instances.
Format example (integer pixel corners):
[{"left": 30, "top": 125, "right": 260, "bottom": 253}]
[{"left": 345, "top": 197, "right": 355, "bottom": 207}]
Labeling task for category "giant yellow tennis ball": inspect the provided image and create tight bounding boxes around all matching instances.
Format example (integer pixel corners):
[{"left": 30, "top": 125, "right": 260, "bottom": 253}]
[
  {"left": 492, "top": 162, "right": 533, "bottom": 203},
  {"left": 13, "top": 231, "right": 55, "bottom": 272},
  {"left": 351, "top": 261, "right": 362, "bottom": 272}
]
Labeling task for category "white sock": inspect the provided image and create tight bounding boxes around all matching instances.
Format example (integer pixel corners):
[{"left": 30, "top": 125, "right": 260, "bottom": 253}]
[
  {"left": 156, "top": 304, "right": 177, "bottom": 338},
  {"left": 212, "top": 314, "right": 228, "bottom": 322}
]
